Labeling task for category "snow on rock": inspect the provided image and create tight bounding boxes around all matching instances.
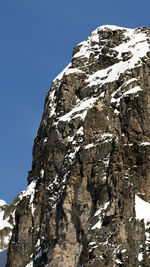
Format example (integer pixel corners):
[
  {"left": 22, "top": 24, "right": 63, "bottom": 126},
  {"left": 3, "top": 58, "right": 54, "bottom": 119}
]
[
  {"left": 53, "top": 64, "right": 84, "bottom": 82},
  {"left": 123, "top": 86, "right": 142, "bottom": 96},
  {"left": 21, "top": 180, "right": 37, "bottom": 202},
  {"left": 0, "top": 200, "right": 7, "bottom": 207},
  {"left": 54, "top": 96, "right": 98, "bottom": 124},
  {"left": 48, "top": 90, "right": 57, "bottom": 118},
  {"left": 85, "top": 26, "right": 149, "bottom": 88},
  {"left": 91, "top": 201, "right": 110, "bottom": 230},
  {"left": 25, "top": 261, "right": 33, "bottom": 267},
  {"left": 84, "top": 143, "right": 95, "bottom": 150},
  {"left": 138, "top": 252, "right": 143, "bottom": 262},
  {"left": 20, "top": 180, "right": 37, "bottom": 215},
  {"left": 65, "top": 68, "right": 84, "bottom": 75},
  {"left": 111, "top": 86, "right": 143, "bottom": 104},
  {"left": 140, "top": 142, "right": 150, "bottom": 146},
  {"left": 135, "top": 195, "right": 150, "bottom": 228},
  {"left": 0, "top": 210, "right": 13, "bottom": 231}
]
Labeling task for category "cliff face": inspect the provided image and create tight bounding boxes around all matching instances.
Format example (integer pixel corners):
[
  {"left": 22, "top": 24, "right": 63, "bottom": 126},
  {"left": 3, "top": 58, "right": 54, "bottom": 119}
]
[{"left": 4, "top": 25, "right": 150, "bottom": 266}]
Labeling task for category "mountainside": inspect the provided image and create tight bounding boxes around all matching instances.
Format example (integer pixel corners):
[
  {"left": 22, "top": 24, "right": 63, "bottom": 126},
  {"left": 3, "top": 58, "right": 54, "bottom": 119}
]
[{"left": 2, "top": 25, "right": 150, "bottom": 266}]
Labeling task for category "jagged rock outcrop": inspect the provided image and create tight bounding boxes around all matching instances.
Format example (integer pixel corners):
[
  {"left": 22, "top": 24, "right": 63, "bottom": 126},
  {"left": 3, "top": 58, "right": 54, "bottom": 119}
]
[
  {"left": 0, "top": 197, "right": 19, "bottom": 267},
  {"left": 5, "top": 25, "right": 150, "bottom": 266},
  {"left": 0, "top": 200, "right": 13, "bottom": 253}
]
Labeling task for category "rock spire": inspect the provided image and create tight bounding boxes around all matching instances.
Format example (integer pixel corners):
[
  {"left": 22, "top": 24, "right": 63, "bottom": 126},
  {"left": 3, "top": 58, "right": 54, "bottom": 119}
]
[{"left": 2, "top": 25, "right": 150, "bottom": 266}]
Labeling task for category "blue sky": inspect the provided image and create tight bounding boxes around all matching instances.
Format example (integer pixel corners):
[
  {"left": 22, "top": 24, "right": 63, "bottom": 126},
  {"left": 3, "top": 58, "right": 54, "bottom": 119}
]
[{"left": 0, "top": 0, "right": 150, "bottom": 203}]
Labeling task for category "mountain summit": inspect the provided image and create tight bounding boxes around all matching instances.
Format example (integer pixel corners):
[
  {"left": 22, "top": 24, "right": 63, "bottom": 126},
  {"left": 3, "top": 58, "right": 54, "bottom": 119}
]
[{"left": 2, "top": 25, "right": 150, "bottom": 266}]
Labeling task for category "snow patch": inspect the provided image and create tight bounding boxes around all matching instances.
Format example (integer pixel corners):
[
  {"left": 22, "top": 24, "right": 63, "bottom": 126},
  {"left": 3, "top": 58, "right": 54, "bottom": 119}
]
[
  {"left": 94, "top": 201, "right": 110, "bottom": 217},
  {"left": 4, "top": 232, "right": 12, "bottom": 246},
  {"left": 89, "top": 241, "right": 96, "bottom": 246},
  {"left": 55, "top": 96, "right": 98, "bottom": 124},
  {"left": 48, "top": 90, "right": 57, "bottom": 117},
  {"left": 123, "top": 86, "right": 142, "bottom": 96},
  {"left": 43, "top": 137, "right": 48, "bottom": 143},
  {"left": 140, "top": 142, "right": 150, "bottom": 146},
  {"left": 138, "top": 252, "right": 143, "bottom": 262},
  {"left": 0, "top": 210, "right": 13, "bottom": 231},
  {"left": 92, "top": 201, "right": 110, "bottom": 230},
  {"left": 111, "top": 86, "right": 143, "bottom": 104},
  {"left": 135, "top": 195, "right": 150, "bottom": 228},
  {"left": 21, "top": 180, "right": 37, "bottom": 215},
  {"left": 0, "top": 200, "right": 7, "bottom": 207},
  {"left": 86, "top": 28, "right": 149, "bottom": 89},
  {"left": 22, "top": 180, "right": 36, "bottom": 202},
  {"left": 116, "top": 258, "right": 123, "bottom": 264},
  {"left": 65, "top": 68, "right": 84, "bottom": 75},
  {"left": 25, "top": 261, "right": 33, "bottom": 267},
  {"left": 84, "top": 143, "right": 95, "bottom": 149}
]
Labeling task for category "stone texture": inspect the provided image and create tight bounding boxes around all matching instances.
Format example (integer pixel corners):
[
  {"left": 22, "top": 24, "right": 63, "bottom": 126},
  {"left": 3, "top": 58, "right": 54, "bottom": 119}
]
[{"left": 4, "top": 25, "right": 150, "bottom": 266}]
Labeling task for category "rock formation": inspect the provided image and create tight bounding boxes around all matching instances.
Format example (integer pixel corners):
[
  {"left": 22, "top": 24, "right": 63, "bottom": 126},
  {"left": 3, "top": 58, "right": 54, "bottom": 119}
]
[{"left": 2, "top": 25, "right": 150, "bottom": 266}]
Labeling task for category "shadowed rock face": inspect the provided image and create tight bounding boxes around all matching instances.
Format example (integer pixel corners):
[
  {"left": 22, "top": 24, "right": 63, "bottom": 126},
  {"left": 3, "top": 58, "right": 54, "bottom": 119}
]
[{"left": 5, "top": 25, "right": 150, "bottom": 266}]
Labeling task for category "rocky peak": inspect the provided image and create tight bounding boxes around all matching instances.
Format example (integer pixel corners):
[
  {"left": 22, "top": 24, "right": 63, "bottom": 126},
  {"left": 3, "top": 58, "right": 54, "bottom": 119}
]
[{"left": 3, "top": 25, "right": 150, "bottom": 266}]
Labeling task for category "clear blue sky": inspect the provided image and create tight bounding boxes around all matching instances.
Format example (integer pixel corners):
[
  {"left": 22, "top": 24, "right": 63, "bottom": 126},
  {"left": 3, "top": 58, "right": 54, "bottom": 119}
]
[{"left": 0, "top": 0, "right": 150, "bottom": 204}]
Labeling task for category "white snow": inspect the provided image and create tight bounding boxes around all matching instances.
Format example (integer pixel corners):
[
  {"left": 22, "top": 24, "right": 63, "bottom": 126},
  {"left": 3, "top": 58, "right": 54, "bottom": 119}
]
[
  {"left": 21, "top": 180, "right": 37, "bottom": 215},
  {"left": 123, "top": 86, "right": 142, "bottom": 96},
  {"left": 73, "top": 39, "right": 91, "bottom": 59},
  {"left": 94, "top": 201, "right": 110, "bottom": 217},
  {"left": 121, "top": 249, "right": 126, "bottom": 253},
  {"left": 84, "top": 134, "right": 113, "bottom": 149},
  {"left": 67, "top": 135, "right": 74, "bottom": 142},
  {"left": 4, "top": 232, "right": 12, "bottom": 246},
  {"left": 25, "top": 261, "right": 33, "bottom": 267},
  {"left": 116, "top": 258, "right": 123, "bottom": 264},
  {"left": 89, "top": 242, "right": 96, "bottom": 246},
  {"left": 138, "top": 252, "right": 143, "bottom": 262},
  {"left": 124, "top": 78, "right": 138, "bottom": 86},
  {"left": 35, "top": 239, "right": 40, "bottom": 248},
  {"left": 100, "top": 133, "right": 113, "bottom": 141},
  {"left": 92, "top": 201, "right": 110, "bottom": 230},
  {"left": 91, "top": 220, "right": 102, "bottom": 230},
  {"left": 85, "top": 27, "right": 149, "bottom": 88},
  {"left": 140, "top": 142, "right": 150, "bottom": 146},
  {"left": 89, "top": 245, "right": 98, "bottom": 252},
  {"left": 0, "top": 210, "right": 13, "bottom": 231},
  {"left": 135, "top": 195, "right": 150, "bottom": 228},
  {"left": 55, "top": 96, "right": 98, "bottom": 123},
  {"left": 84, "top": 143, "right": 95, "bottom": 149},
  {"left": 53, "top": 64, "right": 83, "bottom": 82},
  {"left": 68, "top": 126, "right": 84, "bottom": 144},
  {"left": 48, "top": 90, "right": 57, "bottom": 117},
  {"left": 22, "top": 180, "right": 36, "bottom": 202},
  {"left": 0, "top": 200, "right": 7, "bottom": 207},
  {"left": 43, "top": 137, "right": 48, "bottom": 143},
  {"left": 49, "top": 25, "right": 149, "bottom": 127},
  {"left": 111, "top": 86, "right": 143, "bottom": 104},
  {"left": 76, "top": 126, "right": 84, "bottom": 136},
  {"left": 64, "top": 68, "right": 84, "bottom": 75},
  {"left": 68, "top": 146, "right": 80, "bottom": 160}
]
